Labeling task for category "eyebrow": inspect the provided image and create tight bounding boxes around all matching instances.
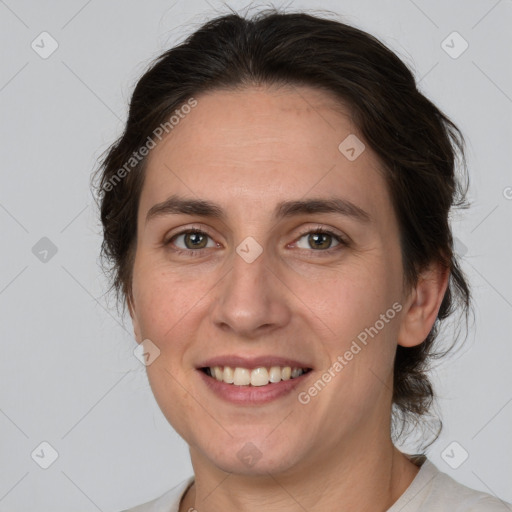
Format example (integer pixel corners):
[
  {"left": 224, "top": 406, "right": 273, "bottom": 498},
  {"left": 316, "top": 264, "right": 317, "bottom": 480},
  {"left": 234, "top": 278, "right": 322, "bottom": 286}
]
[{"left": 145, "top": 194, "right": 371, "bottom": 225}]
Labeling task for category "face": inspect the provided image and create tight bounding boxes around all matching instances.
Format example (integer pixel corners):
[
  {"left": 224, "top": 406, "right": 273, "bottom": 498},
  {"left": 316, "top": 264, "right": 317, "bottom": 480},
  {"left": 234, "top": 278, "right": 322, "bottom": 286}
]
[{"left": 129, "top": 85, "right": 414, "bottom": 477}]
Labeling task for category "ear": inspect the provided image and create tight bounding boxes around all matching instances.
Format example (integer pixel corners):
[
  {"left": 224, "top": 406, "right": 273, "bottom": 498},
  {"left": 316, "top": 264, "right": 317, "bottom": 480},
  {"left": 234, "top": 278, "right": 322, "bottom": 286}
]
[
  {"left": 127, "top": 293, "right": 143, "bottom": 344},
  {"left": 397, "top": 261, "right": 450, "bottom": 348}
]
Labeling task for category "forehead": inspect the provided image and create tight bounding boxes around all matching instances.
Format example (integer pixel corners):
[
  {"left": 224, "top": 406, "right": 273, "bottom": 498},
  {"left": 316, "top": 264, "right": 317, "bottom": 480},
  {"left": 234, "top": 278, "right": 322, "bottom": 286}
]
[{"left": 139, "top": 85, "right": 391, "bottom": 223}]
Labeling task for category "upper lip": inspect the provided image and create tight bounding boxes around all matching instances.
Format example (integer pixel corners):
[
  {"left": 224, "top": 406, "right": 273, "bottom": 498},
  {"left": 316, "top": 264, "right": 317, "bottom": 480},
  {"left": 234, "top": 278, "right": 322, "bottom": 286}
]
[{"left": 197, "top": 355, "right": 313, "bottom": 370}]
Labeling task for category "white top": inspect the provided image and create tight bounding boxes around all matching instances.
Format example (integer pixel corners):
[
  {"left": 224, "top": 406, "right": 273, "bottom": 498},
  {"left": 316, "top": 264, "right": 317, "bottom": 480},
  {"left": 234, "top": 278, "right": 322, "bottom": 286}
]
[{"left": 122, "top": 456, "right": 511, "bottom": 511}]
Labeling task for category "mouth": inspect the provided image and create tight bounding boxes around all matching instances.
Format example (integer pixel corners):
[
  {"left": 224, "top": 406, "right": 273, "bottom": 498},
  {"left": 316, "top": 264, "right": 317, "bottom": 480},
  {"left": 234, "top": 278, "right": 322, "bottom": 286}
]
[
  {"left": 196, "top": 356, "right": 314, "bottom": 405},
  {"left": 199, "top": 365, "right": 312, "bottom": 386}
]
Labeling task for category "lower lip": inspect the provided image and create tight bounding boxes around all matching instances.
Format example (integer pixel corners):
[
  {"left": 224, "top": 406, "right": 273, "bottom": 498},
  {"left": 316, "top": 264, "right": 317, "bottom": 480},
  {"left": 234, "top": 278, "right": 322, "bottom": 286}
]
[{"left": 197, "top": 370, "right": 311, "bottom": 405}]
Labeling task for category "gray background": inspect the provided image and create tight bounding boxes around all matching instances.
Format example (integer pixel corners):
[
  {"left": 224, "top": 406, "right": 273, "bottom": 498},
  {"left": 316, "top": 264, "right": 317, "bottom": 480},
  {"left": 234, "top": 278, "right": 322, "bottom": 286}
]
[{"left": 1, "top": 0, "right": 511, "bottom": 510}]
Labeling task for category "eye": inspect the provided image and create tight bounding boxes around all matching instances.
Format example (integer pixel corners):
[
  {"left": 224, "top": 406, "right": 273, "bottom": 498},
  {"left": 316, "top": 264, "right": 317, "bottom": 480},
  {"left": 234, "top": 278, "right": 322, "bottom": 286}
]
[
  {"left": 163, "top": 226, "right": 348, "bottom": 257},
  {"left": 293, "top": 228, "right": 346, "bottom": 252},
  {"left": 165, "top": 228, "right": 217, "bottom": 253}
]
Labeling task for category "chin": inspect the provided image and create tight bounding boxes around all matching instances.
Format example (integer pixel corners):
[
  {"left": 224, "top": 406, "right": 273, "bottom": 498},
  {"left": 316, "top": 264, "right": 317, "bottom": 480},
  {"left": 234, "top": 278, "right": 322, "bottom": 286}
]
[
  {"left": 196, "top": 433, "right": 304, "bottom": 476},
  {"left": 210, "top": 452, "right": 300, "bottom": 477}
]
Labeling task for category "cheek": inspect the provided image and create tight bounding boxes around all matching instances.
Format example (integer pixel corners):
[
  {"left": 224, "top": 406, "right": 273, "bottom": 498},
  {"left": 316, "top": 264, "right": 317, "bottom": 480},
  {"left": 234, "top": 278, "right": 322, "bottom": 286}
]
[
  {"left": 132, "top": 262, "right": 212, "bottom": 341},
  {"left": 145, "top": 362, "right": 200, "bottom": 444},
  {"left": 133, "top": 270, "right": 209, "bottom": 440},
  {"left": 291, "top": 259, "right": 402, "bottom": 391},
  {"left": 289, "top": 260, "right": 397, "bottom": 337}
]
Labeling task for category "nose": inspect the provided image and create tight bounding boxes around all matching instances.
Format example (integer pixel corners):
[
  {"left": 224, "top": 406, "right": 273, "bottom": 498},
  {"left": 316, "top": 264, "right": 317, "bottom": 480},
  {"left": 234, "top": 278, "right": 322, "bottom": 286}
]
[{"left": 210, "top": 244, "right": 292, "bottom": 339}]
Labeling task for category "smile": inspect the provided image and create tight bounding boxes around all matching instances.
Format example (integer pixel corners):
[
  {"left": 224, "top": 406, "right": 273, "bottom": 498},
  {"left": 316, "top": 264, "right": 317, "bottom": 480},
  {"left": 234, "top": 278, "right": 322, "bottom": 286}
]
[{"left": 201, "top": 366, "right": 312, "bottom": 386}]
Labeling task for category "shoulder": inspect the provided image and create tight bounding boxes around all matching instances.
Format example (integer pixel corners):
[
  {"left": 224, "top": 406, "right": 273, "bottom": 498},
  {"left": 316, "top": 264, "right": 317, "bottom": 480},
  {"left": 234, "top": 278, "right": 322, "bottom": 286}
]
[
  {"left": 432, "top": 468, "right": 511, "bottom": 511},
  {"left": 390, "top": 457, "right": 512, "bottom": 512},
  {"left": 121, "top": 475, "right": 195, "bottom": 512}
]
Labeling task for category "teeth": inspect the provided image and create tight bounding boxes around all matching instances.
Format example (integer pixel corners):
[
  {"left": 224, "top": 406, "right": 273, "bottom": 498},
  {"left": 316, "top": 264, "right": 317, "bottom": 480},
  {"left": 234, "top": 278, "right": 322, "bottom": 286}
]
[
  {"left": 206, "top": 366, "right": 307, "bottom": 386},
  {"left": 291, "top": 368, "right": 302, "bottom": 378},
  {"left": 250, "top": 367, "right": 269, "bottom": 387},
  {"left": 268, "top": 366, "right": 282, "bottom": 383},
  {"left": 233, "top": 367, "right": 251, "bottom": 385},
  {"left": 222, "top": 366, "right": 234, "bottom": 384}
]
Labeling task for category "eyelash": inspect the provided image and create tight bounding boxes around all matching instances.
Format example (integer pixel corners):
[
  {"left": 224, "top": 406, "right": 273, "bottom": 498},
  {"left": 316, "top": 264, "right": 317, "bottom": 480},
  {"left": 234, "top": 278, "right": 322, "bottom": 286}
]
[
  {"left": 292, "top": 226, "right": 348, "bottom": 255},
  {"left": 164, "top": 225, "right": 349, "bottom": 258}
]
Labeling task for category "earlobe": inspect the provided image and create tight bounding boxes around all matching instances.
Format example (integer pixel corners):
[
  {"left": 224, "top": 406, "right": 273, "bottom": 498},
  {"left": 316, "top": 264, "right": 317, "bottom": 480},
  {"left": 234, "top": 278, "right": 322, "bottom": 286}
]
[
  {"left": 127, "top": 295, "right": 142, "bottom": 344},
  {"left": 397, "top": 262, "right": 450, "bottom": 348}
]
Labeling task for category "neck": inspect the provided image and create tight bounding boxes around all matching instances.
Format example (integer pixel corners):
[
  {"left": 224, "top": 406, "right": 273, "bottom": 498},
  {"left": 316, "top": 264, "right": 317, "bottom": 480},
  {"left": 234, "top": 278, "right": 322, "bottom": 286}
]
[{"left": 179, "top": 430, "right": 420, "bottom": 512}]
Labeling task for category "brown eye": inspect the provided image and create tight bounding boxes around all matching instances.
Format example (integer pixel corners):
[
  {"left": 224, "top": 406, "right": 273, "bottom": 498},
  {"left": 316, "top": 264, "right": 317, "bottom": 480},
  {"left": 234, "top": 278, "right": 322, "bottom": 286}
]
[
  {"left": 307, "top": 232, "right": 335, "bottom": 250},
  {"left": 167, "top": 230, "right": 216, "bottom": 251},
  {"left": 183, "top": 232, "right": 209, "bottom": 249},
  {"left": 295, "top": 230, "right": 343, "bottom": 251}
]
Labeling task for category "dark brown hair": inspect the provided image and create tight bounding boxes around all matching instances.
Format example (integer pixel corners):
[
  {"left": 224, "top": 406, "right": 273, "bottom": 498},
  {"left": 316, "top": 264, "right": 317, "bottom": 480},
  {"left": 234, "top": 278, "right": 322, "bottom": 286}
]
[{"left": 92, "top": 9, "right": 470, "bottom": 445}]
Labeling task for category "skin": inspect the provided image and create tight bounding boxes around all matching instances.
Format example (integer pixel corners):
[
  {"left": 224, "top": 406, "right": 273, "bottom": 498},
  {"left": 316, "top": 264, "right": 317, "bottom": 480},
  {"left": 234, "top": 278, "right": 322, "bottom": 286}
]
[{"left": 127, "top": 85, "right": 449, "bottom": 512}]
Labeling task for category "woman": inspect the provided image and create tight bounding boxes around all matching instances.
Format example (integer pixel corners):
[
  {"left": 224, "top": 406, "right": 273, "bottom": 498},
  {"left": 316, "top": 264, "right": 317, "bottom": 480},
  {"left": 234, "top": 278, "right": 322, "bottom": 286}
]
[{"left": 93, "top": 9, "right": 511, "bottom": 512}]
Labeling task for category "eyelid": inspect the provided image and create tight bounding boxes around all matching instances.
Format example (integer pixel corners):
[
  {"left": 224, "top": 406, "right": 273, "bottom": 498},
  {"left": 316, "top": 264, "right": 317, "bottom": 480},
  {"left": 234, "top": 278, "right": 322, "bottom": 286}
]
[
  {"left": 163, "top": 223, "right": 217, "bottom": 244},
  {"left": 163, "top": 223, "right": 349, "bottom": 259},
  {"left": 293, "top": 224, "right": 350, "bottom": 244},
  {"left": 289, "top": 225, "right": 349, "bottom": 254}
]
